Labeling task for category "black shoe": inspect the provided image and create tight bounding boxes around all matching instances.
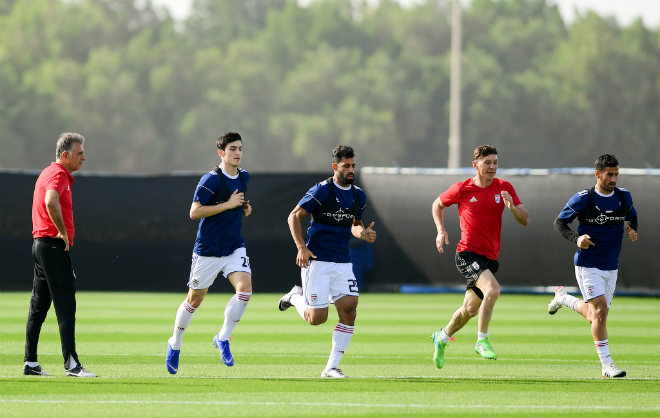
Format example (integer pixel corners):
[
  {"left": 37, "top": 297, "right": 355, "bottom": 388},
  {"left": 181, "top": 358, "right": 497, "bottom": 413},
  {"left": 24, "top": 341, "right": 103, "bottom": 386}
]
[
  {"left": 278, "top": 285, "right": 302, "bottom": 311},
  {"left": 23, "top": 364, "right": 50, "bottom": 376},
  {"left": 65, "top": 364, "right": 98, "bottom": 377}
]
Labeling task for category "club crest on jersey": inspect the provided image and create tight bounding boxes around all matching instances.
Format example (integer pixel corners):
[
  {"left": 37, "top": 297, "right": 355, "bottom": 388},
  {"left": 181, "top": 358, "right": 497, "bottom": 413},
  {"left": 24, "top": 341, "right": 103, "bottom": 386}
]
[{"left": 494, "top": 194, "right": 501, "bottom": 204}]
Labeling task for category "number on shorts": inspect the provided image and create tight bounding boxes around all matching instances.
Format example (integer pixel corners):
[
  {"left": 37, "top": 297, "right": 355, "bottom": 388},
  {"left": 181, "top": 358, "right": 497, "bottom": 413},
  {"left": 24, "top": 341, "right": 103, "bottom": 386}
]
[
  {"left": 348, "top": 278, "right": 358, "bottom": 293},
  {"left": 241, "top": 256, "right": 250, "bottom": 268}
]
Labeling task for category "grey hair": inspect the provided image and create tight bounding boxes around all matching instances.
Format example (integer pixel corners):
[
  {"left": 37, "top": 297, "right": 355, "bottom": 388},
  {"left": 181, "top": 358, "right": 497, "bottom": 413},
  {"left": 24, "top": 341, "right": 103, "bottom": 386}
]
[{"left": 55, "top": 132, "right": 85, "bottom": 160}]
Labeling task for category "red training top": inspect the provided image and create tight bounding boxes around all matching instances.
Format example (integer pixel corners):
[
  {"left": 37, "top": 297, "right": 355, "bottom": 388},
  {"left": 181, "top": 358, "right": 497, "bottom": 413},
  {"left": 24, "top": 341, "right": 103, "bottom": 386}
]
[
  {"left": 32, "top": 162, "right": 76, "bottom": 246},
  {"left": 439, "top": 177, "right": 521, "bottom": 260}
]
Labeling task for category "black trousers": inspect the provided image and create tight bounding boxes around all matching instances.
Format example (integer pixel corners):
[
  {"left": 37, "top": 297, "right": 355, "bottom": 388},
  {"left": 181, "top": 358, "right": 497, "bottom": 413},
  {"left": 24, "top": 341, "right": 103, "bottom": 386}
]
[{"left": 25, "top": 237, "right": 79, "bottom": 368}]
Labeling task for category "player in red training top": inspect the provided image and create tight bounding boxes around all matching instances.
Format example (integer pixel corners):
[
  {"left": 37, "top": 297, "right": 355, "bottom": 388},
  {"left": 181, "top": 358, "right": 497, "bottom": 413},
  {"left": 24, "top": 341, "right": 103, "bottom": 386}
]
[{"left": 430, "top": 145, "right": 529, "bottom": 368}]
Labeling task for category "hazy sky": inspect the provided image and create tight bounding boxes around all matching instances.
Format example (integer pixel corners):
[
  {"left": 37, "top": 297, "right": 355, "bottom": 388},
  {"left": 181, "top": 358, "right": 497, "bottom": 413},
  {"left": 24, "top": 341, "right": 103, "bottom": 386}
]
[{"left": 151, "top": 0, "right": 660, "bottom": 27}]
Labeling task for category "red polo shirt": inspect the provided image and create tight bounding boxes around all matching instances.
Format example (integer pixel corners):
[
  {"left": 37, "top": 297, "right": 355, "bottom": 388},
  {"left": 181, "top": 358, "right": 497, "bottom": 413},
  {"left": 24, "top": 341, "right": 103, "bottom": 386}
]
[{"left": 32, "top": 162, "right": 76, "bottom": 246}]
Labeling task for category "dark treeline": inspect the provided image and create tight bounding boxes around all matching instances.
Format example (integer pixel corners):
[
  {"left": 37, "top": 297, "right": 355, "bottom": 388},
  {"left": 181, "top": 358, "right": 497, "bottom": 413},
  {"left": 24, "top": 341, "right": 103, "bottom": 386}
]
[{"left": 1, "top": 0, "right": 658, "bottom": 172}]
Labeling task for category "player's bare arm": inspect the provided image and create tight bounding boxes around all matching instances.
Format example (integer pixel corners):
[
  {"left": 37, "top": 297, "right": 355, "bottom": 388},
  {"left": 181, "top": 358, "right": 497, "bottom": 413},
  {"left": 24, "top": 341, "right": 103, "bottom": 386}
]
[
  {"left": 351, "top": 220, "right": 376, "bottom": 242},
  {"left": 625, "top": 223, "right": 637, "bottom": 242},
  {"left": 501, "top": 191, "right": 529, "bottom": 226},
  {"left": 287, "top": 205, "right": 316, "bottom": 268},
  {"left": 189, "top": 189, "right": 245, "bottom": 220},
  {"left": 431, "top": 197, "right": 449, "bottom": 254},
  {"left": 44, "top": 189, "right": 69, "bottom": 251}
]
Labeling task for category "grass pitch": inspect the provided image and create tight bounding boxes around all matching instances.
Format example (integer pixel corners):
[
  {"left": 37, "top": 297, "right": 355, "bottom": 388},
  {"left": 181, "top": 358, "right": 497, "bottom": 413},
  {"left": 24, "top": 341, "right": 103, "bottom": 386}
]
[{"left": 0, "top": 291, "right": 658, "bottom": 418}]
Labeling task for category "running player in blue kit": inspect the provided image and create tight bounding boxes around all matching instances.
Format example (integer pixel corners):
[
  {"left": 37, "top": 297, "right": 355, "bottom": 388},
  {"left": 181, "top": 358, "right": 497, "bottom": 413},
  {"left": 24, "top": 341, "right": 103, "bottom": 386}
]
[
  {"left": 548, "top": 154, "right": 638, "bottom": 378},
  {"left": 166, "top": 132, "right": 253, "bottom": 374},
  {"left": 278, "top": 145, "right": 377, "bottom": 378}
]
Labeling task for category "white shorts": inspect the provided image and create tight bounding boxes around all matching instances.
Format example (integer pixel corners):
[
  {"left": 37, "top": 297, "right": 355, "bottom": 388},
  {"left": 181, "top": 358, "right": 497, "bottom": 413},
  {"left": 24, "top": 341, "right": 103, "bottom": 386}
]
[
  {"left": 301, "top": 260, "right": 359, "bottom": 308},
  {"left": 188, "top": 247, "right": 251, "bottom": 289},
  {"left": 575, "top": 266, "right": 617, "bottom": 307}
]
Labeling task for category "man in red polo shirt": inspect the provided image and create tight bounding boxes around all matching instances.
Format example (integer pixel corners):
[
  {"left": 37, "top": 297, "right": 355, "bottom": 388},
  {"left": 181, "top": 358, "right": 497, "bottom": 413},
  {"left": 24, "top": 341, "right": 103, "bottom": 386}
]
[
  {"left": 24, "top": 132, "right": 97, "bottom": 377},
  {"left": 430, "top": 145, "right": 530, "bottom": 368}
]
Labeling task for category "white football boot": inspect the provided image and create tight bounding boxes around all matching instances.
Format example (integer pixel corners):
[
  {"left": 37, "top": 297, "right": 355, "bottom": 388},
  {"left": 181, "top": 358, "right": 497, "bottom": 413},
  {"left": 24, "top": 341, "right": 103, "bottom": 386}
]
[
  {"left": 548, "top": 286, "right": 567, "bottom": 315},
  {"left": 320, "top": 368, "right": 348, "bottom": 378}
]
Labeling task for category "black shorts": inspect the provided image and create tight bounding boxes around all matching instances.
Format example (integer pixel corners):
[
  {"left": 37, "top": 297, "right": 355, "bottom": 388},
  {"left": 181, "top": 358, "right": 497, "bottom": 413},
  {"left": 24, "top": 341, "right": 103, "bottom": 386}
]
[{"left": 455, "top": 250, "right": 499, "bottom": 300}]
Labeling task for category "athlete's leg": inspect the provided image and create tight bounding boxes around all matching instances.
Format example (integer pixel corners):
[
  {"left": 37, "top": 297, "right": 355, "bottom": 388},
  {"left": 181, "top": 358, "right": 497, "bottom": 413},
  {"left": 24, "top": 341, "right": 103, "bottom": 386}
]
[
  {"left": 170, "top": 287, "right": 208, "bottom": 350},
  {"left": 217, "top": 271, "right": 252, "bottom": 341},
  {"left": 305, "top": 307, "right": 329, "bottom": 325},
  {"left": 444, "top": 290, "right": 481, "bottom": 337},
  {"left": 335, "top": 295, "right": 358, "bottom": 326},
  {"left": 296, "top": 261, "right": 331, "bottom": 325},
  {"left": 324, "top": 295, "right": 357, "bottom": 372},
  {"left": 474, "top": 270, "right": 500, "bottom": 335}
]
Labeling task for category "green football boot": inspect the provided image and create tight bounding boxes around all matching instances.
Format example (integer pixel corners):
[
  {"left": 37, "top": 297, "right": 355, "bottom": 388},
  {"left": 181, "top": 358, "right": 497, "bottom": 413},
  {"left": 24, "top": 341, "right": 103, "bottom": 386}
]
[
  {"left": 431, "top": 331, "right": 448, "bottom": 369},
  {"left": 475, "top": 337, "right": 497, "bottom": 360}
]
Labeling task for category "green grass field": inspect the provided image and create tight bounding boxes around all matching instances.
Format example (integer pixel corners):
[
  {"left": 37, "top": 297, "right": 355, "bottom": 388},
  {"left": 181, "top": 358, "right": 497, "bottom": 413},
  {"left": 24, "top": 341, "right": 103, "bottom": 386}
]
[{"left": 1, "top": 292, "right": 658, "bottom": 418}]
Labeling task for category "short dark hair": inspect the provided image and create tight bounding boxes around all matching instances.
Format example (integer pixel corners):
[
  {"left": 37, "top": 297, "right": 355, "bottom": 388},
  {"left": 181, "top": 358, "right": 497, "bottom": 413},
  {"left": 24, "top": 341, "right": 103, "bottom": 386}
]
[
  {"left": 595, "top": 154, "right": 618, "bottom": 171},
  {"left": 55, "top": 132, "right": 85, "bottom": 160},
  {"left": 473, "top": 145, "right": 497, "bottom": 160},
  {"left": 332, "top": 145, "right": 354, "bottom": 163},
  {"left": 217, "top": 132, "right": 242, "bottom": 150}
]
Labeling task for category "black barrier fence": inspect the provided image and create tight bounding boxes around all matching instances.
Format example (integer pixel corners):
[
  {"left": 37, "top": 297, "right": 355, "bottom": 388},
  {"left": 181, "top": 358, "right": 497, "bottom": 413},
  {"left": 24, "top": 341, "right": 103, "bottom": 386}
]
[{"left": 1, "top": 168, "right": 658, "bottom": 293}]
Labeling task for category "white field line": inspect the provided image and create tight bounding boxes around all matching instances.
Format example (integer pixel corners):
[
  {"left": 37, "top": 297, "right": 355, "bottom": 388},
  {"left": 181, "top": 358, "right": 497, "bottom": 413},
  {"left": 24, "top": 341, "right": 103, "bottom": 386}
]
[
  {"left": 1, "top": 374, "right": 658, "bottom": 381},
  {"left": 24, "top": 352, "right": 660, "bottom": 365},
  {"left": 0, "top": 399, "right": 658, "bottom": 411}
]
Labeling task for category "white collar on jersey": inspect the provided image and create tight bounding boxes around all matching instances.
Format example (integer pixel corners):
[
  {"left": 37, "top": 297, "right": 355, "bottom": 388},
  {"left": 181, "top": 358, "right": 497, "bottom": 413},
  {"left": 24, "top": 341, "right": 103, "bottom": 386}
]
[
  {"left": 594, "top": 186, "right": 614, "bottom": 198},
  {"left": 219, "top": 164, "right": 240, "bottom": 179},
  {"left": 332, "top": 180, "right": 352, "bottom": 191}
]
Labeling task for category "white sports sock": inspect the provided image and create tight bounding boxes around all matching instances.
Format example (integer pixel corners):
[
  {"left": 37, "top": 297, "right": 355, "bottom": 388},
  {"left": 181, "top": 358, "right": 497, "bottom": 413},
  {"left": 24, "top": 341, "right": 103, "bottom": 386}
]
[
  {"left": 325, "top": 323, "right": 354, "bottom": 370},
  {"left": 25, "top": 361, "right": 39, "bottom": 368},
  {"left": 594, "top": 339, "right": 612, "bottom": 366},
  {"left": 560, "top": 293, "right": 582, "bottom": 313},
  {"left": 218, "top": 292, "right": 251, "bottom": 341},
  {"left": 170, "top": 300, "right": 196, "bottom": 350},
  {"left": 440, "top": 329, "right": 451, "bottom": 344},
  {"left": 478, "top": 332, "right": 489, "bottom": 341},
  {"left": 290, "top": 293, "right": 307, "bottom": 320},
  {"left": 67, "top": 355, "right": 77, "bottom": 370}
]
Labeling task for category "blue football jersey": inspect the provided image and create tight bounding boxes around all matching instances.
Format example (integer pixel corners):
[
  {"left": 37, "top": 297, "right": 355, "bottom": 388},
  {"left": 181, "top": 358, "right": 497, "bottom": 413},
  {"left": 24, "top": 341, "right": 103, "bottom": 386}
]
[
  {"left": 557, "top": 187, "right": 636, "bottom": 270},
  {"left": 192, "top": 167, "right": 249, "bottom": 257},
  {"left": 298, "top": 180, "right": 367, "bottom": 263}
]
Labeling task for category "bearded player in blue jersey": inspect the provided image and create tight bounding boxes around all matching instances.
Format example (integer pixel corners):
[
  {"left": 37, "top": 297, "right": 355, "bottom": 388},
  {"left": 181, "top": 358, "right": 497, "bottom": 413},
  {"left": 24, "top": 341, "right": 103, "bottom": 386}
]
[
  {"left": 166, "top": 132, "right": 253, "bottom": 374},
  {"left": 278, "top": 145, "right": 377, "bottom": 378},
  {"left": 548, "top": 154, "right": 637, "bottom": 378}
]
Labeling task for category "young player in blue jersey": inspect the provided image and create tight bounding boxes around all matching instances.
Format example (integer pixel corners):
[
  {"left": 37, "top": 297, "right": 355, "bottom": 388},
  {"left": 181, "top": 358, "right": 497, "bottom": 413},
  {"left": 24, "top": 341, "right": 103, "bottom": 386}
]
[
  {"left": 166, "top": 132, "right": 253, "bottom": 374},
  {"left": 278, "top": 145, "right": 377, "bottom": 378},
  {"left": 548, "top": 154, "right": 637, "bottom": 378}
]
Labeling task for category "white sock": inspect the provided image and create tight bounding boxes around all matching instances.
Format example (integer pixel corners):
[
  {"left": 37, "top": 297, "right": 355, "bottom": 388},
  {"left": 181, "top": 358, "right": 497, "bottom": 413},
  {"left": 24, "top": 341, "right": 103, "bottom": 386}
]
[
  {"left": 25, "top": 361, "right": 39, "bottom": 368},
  {"left": 290, "top": 293, "right": 307, "bottom": 321},
  {"left": 478, "top": 332, "right": 489, "bottom": 341},
  {"left": 67, "top": 355, "right": 78, "bottom": 370},
  {"left": 560, "top": 293, "right": 582, "bottom": 313},
  {"left": 595, "top": 339, "right": 612, "bottom": 366},
  {"left": 218, "top": 292, "right": 251, "bottom": 341},
  {"left": 170, "top": 300, "right": 196, "bottom": 350},
  {"left": 440, "top": 329, "right": 451, "bottom": 344},
  {"left": 325, "top": 323, "right": 354, "bottom": 370}
]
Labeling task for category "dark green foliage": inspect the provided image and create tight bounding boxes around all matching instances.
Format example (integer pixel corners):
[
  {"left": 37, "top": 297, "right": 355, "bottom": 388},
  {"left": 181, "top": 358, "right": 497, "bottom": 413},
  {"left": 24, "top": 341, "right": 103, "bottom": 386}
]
[{"left": 0, "top": 0, "right": 658, "bottom": 172}]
